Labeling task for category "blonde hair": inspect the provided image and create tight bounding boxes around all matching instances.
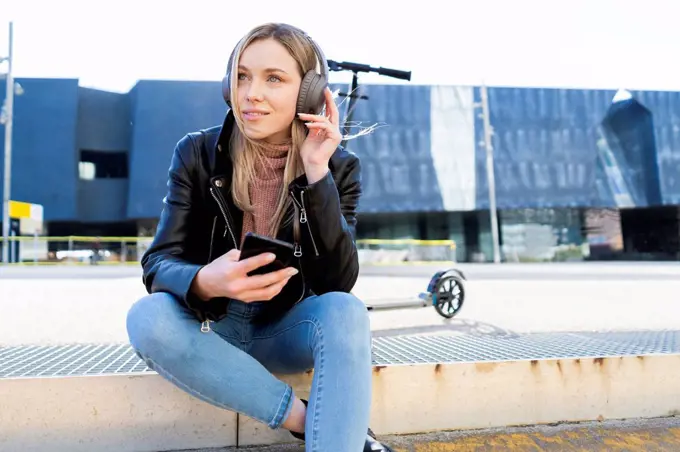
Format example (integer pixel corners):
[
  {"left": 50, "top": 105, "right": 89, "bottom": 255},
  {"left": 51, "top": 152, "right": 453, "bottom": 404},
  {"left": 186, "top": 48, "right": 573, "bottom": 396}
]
[{"left": 228, "top": 23, "right": 321, "bottom": 236}]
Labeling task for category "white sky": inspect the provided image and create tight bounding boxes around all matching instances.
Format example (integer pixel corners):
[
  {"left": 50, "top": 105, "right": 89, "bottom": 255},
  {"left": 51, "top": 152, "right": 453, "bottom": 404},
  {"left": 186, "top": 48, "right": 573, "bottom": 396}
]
[{"left": 1, "top": 0, "right": 679, "bottom": 93}]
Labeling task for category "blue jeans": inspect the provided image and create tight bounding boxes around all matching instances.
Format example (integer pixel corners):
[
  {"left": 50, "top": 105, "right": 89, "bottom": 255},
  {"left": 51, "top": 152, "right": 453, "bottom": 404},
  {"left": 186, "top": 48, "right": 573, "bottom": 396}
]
[{"left": 126, "top": 290, "right": 373, "bottom": 452}]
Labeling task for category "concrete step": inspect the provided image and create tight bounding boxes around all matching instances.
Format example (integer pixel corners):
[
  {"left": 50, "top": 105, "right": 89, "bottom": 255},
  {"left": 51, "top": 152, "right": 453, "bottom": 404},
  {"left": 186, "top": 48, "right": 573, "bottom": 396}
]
[{"left": 2, "top": 331, "right": 680, "bottom": 452}]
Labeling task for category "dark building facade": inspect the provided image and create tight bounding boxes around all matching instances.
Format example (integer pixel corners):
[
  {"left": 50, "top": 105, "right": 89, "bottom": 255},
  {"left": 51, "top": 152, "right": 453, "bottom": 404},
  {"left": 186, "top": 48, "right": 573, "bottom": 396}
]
[{"left": 2, "top": 77, "right": 679, "bottom": 262}]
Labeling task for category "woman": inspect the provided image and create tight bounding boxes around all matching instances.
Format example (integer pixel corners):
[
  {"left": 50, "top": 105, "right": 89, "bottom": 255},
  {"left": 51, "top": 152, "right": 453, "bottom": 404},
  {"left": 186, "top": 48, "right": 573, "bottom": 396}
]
[{"left": 126, "top": 22, "right": 394, "bottom": 452}]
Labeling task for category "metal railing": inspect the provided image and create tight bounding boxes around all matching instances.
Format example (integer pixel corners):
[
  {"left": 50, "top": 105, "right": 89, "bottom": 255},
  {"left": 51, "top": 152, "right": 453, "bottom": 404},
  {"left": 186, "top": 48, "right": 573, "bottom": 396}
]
[
  {"left": 1, "top": 236, "right": 456, "bottom": 266},
  {"left": 357, "top": 239, "right": 456, "bottom": 265},
  {"left": 1, "top": 236, "right": 151, "bottom": 266}
]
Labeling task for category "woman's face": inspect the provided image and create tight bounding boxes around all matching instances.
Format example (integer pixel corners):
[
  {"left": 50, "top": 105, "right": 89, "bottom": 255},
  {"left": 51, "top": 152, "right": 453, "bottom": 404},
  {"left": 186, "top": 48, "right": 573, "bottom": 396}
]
[{"left": 236, "top": 38, "right": 303, "bottom": 143}]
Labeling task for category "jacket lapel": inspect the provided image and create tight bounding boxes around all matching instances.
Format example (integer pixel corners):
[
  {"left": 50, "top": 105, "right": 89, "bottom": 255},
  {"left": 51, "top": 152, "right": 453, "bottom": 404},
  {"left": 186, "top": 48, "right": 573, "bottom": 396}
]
[{"left": 206, "top": 110, "right": 244, "bottom": 246}]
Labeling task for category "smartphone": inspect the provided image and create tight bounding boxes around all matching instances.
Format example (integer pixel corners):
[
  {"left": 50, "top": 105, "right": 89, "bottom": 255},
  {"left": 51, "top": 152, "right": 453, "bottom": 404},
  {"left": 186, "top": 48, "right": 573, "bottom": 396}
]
[{"left": 239, "top": 232, "right": 296, "bottom": 276}]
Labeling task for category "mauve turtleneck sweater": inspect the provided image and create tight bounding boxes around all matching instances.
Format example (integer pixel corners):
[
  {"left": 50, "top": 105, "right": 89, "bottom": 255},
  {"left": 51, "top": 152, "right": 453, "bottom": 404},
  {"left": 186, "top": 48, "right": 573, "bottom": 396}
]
[{"left": 239, "top": 140, "right": 290, "bottom": 246}]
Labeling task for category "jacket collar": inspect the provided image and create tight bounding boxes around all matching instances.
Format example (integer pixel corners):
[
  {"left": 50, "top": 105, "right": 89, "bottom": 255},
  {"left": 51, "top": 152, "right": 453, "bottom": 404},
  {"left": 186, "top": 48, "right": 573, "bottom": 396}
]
[
  {"left": 207, "top": 109, "right": 235, "bottom": 178},
  {"left": 216, "top": 109, "right": 235, "bottom": 154}
]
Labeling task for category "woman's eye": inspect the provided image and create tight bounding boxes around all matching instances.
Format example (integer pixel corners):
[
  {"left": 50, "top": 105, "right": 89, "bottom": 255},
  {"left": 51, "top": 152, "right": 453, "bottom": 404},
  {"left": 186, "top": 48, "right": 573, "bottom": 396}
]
[{"left": 237, "top": 73, "right": 280, "bottom": 82}]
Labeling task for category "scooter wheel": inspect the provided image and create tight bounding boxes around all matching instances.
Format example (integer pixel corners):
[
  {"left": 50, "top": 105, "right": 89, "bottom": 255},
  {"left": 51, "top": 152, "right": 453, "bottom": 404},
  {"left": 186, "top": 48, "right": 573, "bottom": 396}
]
[{"left": 433, "top": 275, "right": 464, "bottom": 319}]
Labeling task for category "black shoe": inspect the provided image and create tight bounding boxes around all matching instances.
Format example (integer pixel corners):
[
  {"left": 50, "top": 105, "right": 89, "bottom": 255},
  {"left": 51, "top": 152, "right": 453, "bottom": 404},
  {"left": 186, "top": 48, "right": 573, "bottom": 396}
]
[
  {"left": 289, "top": 400, "right": 395, "bottom": 451},
  {"left": 290, "top": 429, "right": 306, "bottom": 441},
  {"left": 364, "top": 427, "right": 395, "bottom": 452}
]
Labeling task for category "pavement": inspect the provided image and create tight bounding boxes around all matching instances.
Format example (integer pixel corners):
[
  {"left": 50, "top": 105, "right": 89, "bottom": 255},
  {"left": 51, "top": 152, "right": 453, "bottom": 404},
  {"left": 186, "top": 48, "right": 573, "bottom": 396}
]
[
  {"left": 359, "top": 261, "right": 680, "bottom": 281},
  {"left": 2, "top": 262, "right": 680, "bottom": 345},
  {"left": 172, "top": 417, "right": 680, "bottom": 451},
  {"left": 3, "top": 260, "right": 680, "bottom": 280}
]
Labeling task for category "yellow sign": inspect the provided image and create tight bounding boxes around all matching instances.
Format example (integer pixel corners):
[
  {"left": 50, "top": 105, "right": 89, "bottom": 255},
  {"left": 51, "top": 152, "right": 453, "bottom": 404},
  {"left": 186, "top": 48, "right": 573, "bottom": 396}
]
[
  {"left": 9, "top": 200, "right": 43, "bottom": 221},
  {"left": 9, "top": 200, "right": 44, "bottom": 235}
]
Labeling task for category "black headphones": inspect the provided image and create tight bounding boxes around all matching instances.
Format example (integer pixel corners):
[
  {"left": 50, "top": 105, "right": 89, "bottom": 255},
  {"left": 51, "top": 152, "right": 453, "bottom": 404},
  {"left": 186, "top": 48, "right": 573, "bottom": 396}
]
[{"left": 221, "top": 32, "right": 329, "bottom": 115}]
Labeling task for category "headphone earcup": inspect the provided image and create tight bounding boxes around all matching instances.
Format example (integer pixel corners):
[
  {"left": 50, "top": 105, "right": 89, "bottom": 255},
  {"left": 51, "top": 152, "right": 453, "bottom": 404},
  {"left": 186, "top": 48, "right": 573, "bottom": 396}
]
[
  {"left": 222, "top": 75, "right": 231, "bottom": 107},
  {"left": 297, "top": 70, "right": 327, "bottom": 115}
]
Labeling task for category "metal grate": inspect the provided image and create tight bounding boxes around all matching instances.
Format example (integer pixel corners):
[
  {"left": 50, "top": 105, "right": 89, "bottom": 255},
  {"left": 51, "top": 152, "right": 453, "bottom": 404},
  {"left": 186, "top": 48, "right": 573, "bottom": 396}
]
[
  {"left": 1, "top": 330, "right": 679, "bottom": 378},
  {"left": 370, "top": 330, "right": 680, "bottom": 365},
  {"left": 0, "top": 343, "right": 153, "bottom": 378},
  {"left": 574, "top": 330, "right": 680, "bottom": 354}
]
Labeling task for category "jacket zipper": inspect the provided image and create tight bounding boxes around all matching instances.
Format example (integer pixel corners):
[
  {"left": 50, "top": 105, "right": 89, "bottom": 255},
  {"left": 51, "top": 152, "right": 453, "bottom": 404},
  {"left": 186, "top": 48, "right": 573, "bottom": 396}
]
[
  {"left": 202, "top": 185, "right": 238, "bottom": 334},
  {"left": 197, "top": 217, "right": 217, "bottom": 333},
  {"left": 290, "top": 189, "right": 319, "bottom": 257},
  {"left": 210, "top": 186, "right": 238, "bottom": 249},
  {"left": 201, "top": 320, "right": 213, "bottom": 333},
  {"left": 207, "top": 216, "right": 217, "bottom": 263},
  {"left": 300, "top": 190, "right": 319, "bottom": 257}
]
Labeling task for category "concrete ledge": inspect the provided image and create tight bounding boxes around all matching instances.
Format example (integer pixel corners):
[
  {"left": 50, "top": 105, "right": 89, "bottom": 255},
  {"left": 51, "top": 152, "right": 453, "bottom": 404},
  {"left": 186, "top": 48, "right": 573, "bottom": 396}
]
[
  {"left": 0, "top": 374, "right": 238, "bottom": 452},
  {"left": 2, "top": 354, "right": 680, "bottom": 452},
  {"left": 369, "top": 354, "right": 680, "bottom": 435}
]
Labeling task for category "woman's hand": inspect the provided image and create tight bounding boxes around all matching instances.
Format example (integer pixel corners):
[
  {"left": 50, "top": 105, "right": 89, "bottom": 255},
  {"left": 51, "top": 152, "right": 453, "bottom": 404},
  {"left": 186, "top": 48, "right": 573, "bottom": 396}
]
[
  {"left": 298, "top": 87, "right": 342, "bottom": 184},
  {"left": 191, "top": 249, "right": 298, "bottom": 302}
]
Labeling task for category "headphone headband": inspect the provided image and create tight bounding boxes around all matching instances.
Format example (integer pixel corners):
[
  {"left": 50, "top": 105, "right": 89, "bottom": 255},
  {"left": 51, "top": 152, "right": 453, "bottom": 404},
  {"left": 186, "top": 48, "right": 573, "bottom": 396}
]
[{"left": 304, "top": 33, "right": 329, "bottom": 82}]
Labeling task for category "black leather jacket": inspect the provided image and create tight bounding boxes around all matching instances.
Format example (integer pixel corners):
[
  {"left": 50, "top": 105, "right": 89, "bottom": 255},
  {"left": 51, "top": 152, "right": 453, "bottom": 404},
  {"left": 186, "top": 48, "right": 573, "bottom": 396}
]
[{"left": 140, "top": 110, "right": 362, "bottom": 325}]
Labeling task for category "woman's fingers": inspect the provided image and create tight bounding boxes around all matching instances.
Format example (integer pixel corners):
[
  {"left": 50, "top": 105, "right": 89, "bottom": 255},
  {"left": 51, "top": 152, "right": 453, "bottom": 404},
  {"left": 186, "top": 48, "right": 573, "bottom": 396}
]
[
  {"left": 304, "top": 121, "right": 341, "bottom": 139},
  {"left": 236, "top": 252, "right": 276, "bottom": 274},
  {"left": 297, "top": 112, "right": 326, "bottom": 123},
  {"left": 324, "top": 87, "right": 339, "bottom": 125},
  {"left": 240, "top": 277, "right": 291, "bottom": 302},
  {"left": 237, "top": 267, "right": 298, "bottom": 292}
]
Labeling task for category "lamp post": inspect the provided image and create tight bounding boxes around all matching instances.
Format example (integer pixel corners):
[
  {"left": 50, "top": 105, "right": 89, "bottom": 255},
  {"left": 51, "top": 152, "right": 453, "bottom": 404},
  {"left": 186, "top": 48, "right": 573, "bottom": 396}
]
[
  {"left": 479, "top": 84, "right": 501, "bottom": 264},
  {"left": 1, "top": 21, "right": 14, "bottom": 264}
]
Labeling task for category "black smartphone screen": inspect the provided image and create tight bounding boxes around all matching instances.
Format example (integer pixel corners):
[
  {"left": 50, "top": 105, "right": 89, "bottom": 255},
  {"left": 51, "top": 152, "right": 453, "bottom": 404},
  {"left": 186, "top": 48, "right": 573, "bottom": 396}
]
[{"left": 239, "top": 232, "right": 295, "bottom": 276}]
